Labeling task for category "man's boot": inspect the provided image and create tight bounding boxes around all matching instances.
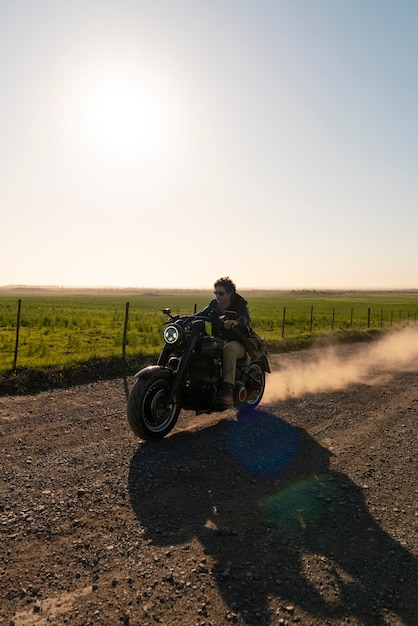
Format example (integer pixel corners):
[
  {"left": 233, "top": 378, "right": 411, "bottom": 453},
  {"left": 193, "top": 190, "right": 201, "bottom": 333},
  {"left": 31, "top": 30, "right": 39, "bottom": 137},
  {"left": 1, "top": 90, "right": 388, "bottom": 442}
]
[{"left": 216, "top": 382, "right": 234, "bottom": 409}]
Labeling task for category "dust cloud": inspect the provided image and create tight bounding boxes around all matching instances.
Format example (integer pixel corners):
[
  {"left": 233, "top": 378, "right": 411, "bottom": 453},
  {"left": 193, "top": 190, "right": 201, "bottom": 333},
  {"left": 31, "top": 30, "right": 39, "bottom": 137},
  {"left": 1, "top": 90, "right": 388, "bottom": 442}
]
[{"left": 264, "top": 327, "right": 418, "bottom": 402}]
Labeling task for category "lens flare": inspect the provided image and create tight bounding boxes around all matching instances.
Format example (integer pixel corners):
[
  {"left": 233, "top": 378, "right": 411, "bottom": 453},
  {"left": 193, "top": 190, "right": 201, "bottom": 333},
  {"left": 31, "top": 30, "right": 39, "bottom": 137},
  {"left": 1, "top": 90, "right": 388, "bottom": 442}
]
[
  {"left": 226, "top": 409, "right": 299, "bottom": 477},
  {"left": 264, "top": 477, "right": 351, "bottom": 549}
]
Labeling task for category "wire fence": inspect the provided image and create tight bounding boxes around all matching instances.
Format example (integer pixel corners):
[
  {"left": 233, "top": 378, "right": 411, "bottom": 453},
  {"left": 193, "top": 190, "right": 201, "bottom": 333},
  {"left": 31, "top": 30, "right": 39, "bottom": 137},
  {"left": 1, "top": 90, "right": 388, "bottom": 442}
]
[
  {"left": 277, "top": 305, "right": 418, "bottom": 337},
  {"left": 1, "top": 298, "right": 417, "bottom": 372}
]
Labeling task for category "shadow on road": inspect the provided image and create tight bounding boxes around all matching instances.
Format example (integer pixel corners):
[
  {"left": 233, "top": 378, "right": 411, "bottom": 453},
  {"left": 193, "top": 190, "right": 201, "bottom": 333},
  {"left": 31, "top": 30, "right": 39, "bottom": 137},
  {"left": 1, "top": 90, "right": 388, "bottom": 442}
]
[{"left": 128, "top": 408, "right": 417, "bottom": 625}]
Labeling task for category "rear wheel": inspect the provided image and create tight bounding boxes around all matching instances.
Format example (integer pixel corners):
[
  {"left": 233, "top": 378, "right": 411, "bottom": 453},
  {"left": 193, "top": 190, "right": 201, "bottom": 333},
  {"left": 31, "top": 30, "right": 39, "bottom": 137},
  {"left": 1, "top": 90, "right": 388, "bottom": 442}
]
[
  {"left": 243, "top": 362, "right": 266, "bottom": 409},
  {"left": 127, "top": 371, "right": 180, "bottom": 440}
]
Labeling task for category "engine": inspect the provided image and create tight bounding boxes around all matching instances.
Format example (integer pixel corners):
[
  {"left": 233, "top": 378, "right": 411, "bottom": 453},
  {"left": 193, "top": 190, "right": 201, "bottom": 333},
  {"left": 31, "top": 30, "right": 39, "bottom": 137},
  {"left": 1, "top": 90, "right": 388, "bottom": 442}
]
[
  {"left": 192, "top": 356, "right": 221, "bottom": 383},
  {"left": 190, "top": 336, "right": 222, "bottom": 383},
  {"left": 179, "top": 351, "right": 222, "bottom": 411}
]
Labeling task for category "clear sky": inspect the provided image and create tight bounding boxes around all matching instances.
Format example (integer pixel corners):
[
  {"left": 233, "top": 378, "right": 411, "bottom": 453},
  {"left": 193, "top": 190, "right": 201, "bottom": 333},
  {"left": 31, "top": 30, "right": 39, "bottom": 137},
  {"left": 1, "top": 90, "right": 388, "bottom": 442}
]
[{"left": 1, "top": 0, "right": 417, "bottom": 290}]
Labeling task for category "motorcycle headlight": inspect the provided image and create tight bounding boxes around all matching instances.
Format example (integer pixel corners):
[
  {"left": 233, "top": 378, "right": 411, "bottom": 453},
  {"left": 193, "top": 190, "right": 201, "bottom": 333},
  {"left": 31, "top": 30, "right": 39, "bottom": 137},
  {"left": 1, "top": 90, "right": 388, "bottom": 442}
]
[{"left": 163, "top": 324, "right": 183, "bottom": 345}]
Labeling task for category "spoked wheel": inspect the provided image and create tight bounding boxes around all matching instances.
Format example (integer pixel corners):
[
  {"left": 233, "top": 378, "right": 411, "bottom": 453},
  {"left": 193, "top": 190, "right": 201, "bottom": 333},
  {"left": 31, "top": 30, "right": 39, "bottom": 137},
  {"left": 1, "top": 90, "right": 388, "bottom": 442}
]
[
  {"left": 243, "top": 362, "right": 266, "bottom": 409},
  {"left": 127, "top": 371, "right": 180, "bottom": 440}
]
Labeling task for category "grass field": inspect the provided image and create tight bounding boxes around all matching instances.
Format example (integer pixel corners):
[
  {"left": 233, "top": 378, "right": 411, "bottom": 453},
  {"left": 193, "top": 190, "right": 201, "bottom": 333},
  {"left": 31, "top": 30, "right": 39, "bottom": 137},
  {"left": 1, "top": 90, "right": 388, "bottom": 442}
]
[{"left": 1, "top": 288, "right": 418, "bottom": 377}]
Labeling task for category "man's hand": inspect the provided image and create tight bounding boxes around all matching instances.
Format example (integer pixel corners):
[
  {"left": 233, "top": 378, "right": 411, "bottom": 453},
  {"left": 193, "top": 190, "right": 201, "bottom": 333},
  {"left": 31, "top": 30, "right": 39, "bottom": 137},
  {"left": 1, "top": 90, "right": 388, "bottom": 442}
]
[{"left": 224, "top": 319, "right": 239, "bottom": 330}]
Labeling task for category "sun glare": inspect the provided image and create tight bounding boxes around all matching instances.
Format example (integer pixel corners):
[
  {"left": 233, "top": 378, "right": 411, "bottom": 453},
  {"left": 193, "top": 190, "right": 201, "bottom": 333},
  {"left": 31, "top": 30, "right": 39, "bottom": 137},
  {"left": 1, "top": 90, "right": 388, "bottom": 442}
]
[{"left": 82, "top": 75, "right": 164, "bottom": 165}]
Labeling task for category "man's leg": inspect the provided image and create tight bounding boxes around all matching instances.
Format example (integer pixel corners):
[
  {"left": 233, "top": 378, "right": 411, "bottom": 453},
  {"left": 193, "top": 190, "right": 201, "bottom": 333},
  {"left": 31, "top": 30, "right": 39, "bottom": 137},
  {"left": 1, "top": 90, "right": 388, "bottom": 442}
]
[
  {"left": 222, "top": 341, "right": 246, "bottom": 385},
  {"left": 216, "top": 341, "right": 246, "bottom": 408}
]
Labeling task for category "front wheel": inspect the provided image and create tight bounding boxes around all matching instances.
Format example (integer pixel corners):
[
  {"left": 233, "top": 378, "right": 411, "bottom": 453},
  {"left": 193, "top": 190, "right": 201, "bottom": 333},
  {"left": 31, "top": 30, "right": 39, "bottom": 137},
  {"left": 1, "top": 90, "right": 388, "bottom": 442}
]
[
  {"left": 127, "top": 370, "right": 181, "bottom": 440},
  {"left": 243, "top": 362, "right": 266, "bottom": 409}
]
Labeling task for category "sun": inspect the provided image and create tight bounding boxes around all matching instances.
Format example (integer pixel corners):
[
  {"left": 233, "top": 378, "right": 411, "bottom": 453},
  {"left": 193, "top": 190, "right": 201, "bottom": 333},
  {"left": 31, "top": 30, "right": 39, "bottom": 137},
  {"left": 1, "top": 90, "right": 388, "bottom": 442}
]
[{"left": 82, "top": 74, "right": 164, "bottom": 165}]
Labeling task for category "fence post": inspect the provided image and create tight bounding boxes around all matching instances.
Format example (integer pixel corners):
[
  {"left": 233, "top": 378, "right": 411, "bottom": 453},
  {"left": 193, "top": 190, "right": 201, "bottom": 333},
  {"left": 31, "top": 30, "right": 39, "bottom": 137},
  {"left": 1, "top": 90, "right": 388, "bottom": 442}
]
[
  {"left": 122, "top": 302, "right": 130, "bottom": 360},
  {"left": 281, "top": 307, "right": 286, "bottom": 338},
  {"left": 309, "top": 305, "right": 313, "bottom": 333},
  {"left": 367, "top": 308, "right": 371, "bottom": 329},
  {"left": 13, "top": 299, "right": 22, "bottom": 371}
]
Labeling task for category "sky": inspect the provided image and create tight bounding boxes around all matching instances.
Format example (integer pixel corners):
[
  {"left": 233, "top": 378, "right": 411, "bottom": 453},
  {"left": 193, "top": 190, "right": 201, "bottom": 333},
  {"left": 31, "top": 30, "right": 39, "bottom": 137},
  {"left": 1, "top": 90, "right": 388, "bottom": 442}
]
[{"left": 1, "top": 0, "right": 417, "bottom": 291}]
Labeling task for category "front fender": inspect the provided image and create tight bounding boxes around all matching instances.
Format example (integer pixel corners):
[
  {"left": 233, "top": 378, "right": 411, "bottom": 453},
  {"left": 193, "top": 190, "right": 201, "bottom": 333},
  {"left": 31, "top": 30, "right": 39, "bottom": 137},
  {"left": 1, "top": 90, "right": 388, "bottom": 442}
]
[
  {"left": 133, "top": 365, "right": 170, "bottom": 382},
  {"left": 131, "top": 364, "right": 180, "bottom": 411},
  {"left": 129, "top": 365, "right": 175, "bottom": 405}
]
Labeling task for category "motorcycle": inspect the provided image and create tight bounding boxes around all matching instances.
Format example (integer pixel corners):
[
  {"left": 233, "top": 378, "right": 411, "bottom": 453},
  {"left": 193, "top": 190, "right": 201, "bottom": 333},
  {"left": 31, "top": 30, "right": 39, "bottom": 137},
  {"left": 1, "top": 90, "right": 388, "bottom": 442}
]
[{"left": 127, "top": 308, "right": 271, "bottom": 440}]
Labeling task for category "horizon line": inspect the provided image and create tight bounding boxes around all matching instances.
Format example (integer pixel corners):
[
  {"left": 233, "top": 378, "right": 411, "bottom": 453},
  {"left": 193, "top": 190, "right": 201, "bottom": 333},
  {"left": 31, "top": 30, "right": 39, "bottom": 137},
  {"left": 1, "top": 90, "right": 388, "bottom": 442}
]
[{"left": 1, "top": 284, "right": 418, "bottom": 293}]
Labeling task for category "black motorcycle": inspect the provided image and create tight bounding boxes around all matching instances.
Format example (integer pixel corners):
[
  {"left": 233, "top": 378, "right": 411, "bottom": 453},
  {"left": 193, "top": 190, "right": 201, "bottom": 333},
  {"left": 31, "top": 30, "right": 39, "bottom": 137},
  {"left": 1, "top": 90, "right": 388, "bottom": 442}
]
[{"left": 127, "top": 308, "right": 270, "bottom": 440}]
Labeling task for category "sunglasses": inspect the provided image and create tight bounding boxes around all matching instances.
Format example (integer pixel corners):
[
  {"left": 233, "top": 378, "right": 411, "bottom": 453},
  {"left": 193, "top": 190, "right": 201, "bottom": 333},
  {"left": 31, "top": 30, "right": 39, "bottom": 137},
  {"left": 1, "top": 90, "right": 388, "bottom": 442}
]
[{"left": 214, "top": 290, "right": 226, "bottom": 296}]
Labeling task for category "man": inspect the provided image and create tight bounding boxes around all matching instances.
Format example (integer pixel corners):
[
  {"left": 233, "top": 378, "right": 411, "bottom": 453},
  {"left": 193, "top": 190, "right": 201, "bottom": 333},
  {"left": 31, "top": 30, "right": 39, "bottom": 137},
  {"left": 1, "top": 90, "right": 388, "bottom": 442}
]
[{"left": 198, "top": 277, "right": 250, "bottom": 408}]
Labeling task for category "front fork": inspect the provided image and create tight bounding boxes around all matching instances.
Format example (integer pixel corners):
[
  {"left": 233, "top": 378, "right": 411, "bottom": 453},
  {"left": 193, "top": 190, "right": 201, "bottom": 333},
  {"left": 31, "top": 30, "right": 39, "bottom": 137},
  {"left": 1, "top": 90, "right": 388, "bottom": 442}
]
[{"left": 158, "top": 336, "right": 197, "bottom": 408}]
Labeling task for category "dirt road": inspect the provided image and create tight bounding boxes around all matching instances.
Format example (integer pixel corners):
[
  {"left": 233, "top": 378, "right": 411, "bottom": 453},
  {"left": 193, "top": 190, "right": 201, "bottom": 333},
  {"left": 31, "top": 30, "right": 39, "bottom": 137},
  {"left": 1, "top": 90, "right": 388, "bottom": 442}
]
[{"left": 1, "top": 342, "right": 417, "bottom": 625}]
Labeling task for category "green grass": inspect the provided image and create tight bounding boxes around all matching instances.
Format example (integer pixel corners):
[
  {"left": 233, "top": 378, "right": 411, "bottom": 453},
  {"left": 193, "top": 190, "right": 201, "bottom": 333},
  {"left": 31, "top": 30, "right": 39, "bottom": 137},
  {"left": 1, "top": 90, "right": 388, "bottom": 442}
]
[{"left": 0, "top": 289, "right": 417, "bottom": 387}]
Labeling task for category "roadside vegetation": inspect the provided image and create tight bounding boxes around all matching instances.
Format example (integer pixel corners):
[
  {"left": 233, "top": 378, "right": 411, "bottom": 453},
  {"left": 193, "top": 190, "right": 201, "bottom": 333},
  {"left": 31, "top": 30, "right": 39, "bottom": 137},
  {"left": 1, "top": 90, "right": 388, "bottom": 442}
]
[{"left": 0, "top": 289, "right": 417, "bottom": 394}]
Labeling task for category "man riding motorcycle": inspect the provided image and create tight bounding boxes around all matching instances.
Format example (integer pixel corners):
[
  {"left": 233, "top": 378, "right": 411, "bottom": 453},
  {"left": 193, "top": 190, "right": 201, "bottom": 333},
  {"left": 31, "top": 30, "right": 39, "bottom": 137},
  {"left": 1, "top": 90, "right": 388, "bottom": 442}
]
[
  {"left": 127, "top": 277, "right": 269, "bottom": 440},
  {"left": 197, "top": 276, "right": 250, "bottom": 408}
]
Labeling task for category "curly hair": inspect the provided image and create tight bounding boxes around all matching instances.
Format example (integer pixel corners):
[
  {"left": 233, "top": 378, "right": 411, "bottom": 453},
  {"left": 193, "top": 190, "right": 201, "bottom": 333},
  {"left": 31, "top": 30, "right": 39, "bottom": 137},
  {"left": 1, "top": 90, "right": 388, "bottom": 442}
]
[{"left": 214, "top": 276, "right": 236, "bottom": 294}]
